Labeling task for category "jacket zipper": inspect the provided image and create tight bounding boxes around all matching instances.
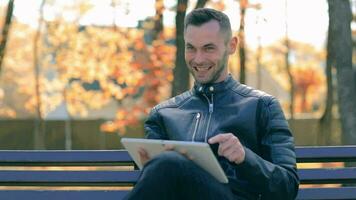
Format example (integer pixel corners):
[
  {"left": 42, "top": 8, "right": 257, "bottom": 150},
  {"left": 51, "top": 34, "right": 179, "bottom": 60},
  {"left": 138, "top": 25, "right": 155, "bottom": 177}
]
[
  {"left": 191, "top": 112, "right": 201, "bottom": 142},
  {"left": 203, "top": 93, "right": 214, "bottom": 142}
]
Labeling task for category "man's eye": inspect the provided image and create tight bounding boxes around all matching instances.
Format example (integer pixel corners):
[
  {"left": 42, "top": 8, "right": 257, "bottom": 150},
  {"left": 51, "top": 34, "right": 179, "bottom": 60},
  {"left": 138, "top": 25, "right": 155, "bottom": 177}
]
[
  {"left": 205, "top": 47, "right": 215, "bottom": 51},
  {"left": 186, "top": 46, "right": 195, "bottom": 51}
]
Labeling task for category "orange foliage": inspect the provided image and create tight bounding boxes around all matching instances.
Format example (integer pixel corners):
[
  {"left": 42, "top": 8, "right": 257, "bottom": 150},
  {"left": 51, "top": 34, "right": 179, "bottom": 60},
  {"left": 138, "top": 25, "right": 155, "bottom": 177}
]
[
  {"left": 103, "top": 30, "right": 175, "bottom": 134},
  {"left": 0, "top": 2, "right": 175, "bottom": 135},
  {"left": 258, "top": 40, "right": 326, "bottom": 114},
  {"left": 292, "top": 66, "right": 324, "bottom": 113},
  {"left": 208, "top": 1, "right": 226, "bottom": 10},
  {"left": 47, "top": 22, "right": 175, "bottom": 134},
  {"left": 0, "top": 18, "right": 38, "bottom": 118}
]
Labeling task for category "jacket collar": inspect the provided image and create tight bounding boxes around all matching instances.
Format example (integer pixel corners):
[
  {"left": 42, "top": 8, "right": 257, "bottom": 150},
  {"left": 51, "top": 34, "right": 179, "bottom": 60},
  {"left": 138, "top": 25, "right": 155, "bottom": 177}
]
[{"left": 192, "top": 74, "right": 237, "bottom": 96}]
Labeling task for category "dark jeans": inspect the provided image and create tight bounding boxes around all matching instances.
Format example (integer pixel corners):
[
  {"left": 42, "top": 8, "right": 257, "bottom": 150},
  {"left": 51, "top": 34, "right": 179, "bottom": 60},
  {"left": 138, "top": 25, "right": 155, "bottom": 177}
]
[{"left": 124, "top": 151, "right": 239, "bottom": 200}]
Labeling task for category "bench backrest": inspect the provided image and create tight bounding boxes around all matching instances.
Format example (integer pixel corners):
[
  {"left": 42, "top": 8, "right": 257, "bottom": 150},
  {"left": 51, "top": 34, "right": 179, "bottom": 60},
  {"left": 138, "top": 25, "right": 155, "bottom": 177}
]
[
  {"left": 296, "top": 146, "right": 356, "bottom": 199},
  {"left": 0, "top": 146, "right": 356, "bottom": 200}
]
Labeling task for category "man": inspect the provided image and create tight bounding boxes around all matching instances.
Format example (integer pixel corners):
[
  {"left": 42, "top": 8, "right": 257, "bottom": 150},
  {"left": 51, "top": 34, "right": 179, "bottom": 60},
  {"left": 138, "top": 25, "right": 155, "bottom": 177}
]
[{"left": 125, "top": 8, "right": 299, "bottom": 200}]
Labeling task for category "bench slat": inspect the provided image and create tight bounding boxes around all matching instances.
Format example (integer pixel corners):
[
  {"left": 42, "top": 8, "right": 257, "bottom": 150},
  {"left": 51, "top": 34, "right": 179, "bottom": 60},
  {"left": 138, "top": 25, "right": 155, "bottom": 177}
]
[
  {"left": 1, "top": 188, "right": 356, "bottom": 200},
  {"left": 0, "top": 171, "right": 140, "bottom": 186},
  {"left": 2, "top": 168, "right": 356, "bottom": 186},
  {"left": 0, "top": 150, "right": 133, "bottom": 166},
  {"left": 298, "top": 168, "right": 356, "bottom": 184},
  {"left": 0, "top": 190, "right": 130, "bottom": 200},
  {"left": 296, "top": 146, "right": 356, "bottom": 162},
  {"left": 1, "top": 147, "right": 356, "bottom": 164},
  {"left": 297, "top": 187, "right": 356, "bottom": 199}
]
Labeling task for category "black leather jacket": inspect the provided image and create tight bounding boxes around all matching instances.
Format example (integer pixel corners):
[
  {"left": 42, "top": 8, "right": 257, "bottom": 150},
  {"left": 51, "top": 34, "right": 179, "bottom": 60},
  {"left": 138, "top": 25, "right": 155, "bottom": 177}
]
[{"left": 144, "top": 75, "right": 299, "bottom": 200}]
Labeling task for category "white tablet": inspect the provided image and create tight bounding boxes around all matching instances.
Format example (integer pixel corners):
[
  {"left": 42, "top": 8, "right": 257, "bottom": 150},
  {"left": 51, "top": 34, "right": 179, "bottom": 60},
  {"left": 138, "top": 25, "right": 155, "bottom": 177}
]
[{"left": 121, "top": 138, "right": 228, "bottom": 183}]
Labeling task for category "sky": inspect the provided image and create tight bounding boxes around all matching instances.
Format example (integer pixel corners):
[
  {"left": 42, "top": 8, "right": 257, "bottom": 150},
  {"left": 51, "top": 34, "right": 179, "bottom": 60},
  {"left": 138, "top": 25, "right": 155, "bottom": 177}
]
[
  {"left": 225, "top": 0, "right": 329, "bottom": 49},
  {"left": 0, "top": 0, "right": 333, "bottom": 49}
]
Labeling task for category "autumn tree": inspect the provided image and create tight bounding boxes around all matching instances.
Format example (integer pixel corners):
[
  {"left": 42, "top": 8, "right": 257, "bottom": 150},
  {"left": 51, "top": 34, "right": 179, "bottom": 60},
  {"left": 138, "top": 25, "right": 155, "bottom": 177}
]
[
  {"left": 237, "top": 0, "right": 247, "bottom": 84},
  {"left": 292, "top": 66, "right": 324, "bottom": 113},
  {"left": 233, "top": 0, "right": 261, "bottom": 85},
  {"left": 152, "top": 0, "right": 164, "bottom": 40},
  {"left": 319, "top": 2, "right": 336, "bottom": 145},
  {"left": 32, "top": 0, "right": 46, "bottom": 149},
  {"left": 102, "top": 0, "right": 175, "bottom": 133},
  {"left": 48, "top": 24, "right": 174, "bottom": 134},
  {"left": 260, "top": 40, "right": 325, "bottom": 116},
  {"left": 0, "top": 19, "right": 36, "bottom": 119},
  {"left": 0, "top": 0, "right": 14, "bottom": 74},
  {"left": 327, "top": 0, "right": 356, "bottom": 145},
  {"left": 171, "top": 0, "right": 189, "bottom": 97},
  {"left": 284, "top": 0, "right": 295, "bottom": 119},
  {"left": 0, "top": 1, "right": 16, "bottom": 117},
  {"left": 0, "top": 1, "right": 175, "bottom": 137}
]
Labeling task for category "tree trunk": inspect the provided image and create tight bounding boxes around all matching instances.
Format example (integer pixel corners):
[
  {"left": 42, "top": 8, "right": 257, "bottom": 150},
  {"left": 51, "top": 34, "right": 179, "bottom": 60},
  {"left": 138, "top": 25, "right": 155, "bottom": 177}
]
[
  {"left": 195, "top": 0, "right": 208, "bottom": 9},
  {"left": 256, "top": 35, "right": 262, "bottom": 89},
  {"left": 63, "top": 90, "right": 72, "bottom": 150},
  {"left": 171, "top": 0, "right": 188, "bottom": 97},
  {"left": 0, "top": 0, "right": 15, "bottom": 74},
  {"left": 285, "top": 38, "right": 295, "bottom": 119},
  {"left": 300, "top": 89, "right": 307, "bottom": 113},
  {"left": 238, "top": 0, "right": 247, "bottom": 84},
  {"left": 318, "top": 14, "right": 335, "bottom": 145},
  {"left": 284, "top": 0, "right": 294, "bottom": 119},
  {"left": 152, "top": 0, "right": 164, "bottom": 40},
  {"left": 33, "top": 0, "right": 46, "bottom": 150},
  {"left": 111, "top": 0, "right": 117, "bottom": 30},
  {"left": 328, "top": 0, "right": 356, "bottom": 145}
]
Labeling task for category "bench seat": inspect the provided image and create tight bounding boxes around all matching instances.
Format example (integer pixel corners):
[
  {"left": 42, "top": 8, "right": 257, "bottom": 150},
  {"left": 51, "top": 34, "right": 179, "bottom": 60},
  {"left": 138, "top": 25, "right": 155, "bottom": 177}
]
[{"left": 0, "top": 146, "right": 355, "bottom": 199}]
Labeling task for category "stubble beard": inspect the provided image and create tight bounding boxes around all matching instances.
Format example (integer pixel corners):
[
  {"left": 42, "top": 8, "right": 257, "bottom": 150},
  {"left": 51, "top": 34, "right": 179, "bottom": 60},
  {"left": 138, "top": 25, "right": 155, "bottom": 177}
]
[{"left": 189, "top": 51, "right": 229, "bottom": 84}]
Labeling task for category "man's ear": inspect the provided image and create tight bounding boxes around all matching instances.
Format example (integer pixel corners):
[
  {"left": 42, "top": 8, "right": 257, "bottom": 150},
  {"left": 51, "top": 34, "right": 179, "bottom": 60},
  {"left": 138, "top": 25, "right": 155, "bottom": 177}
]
[{"left": 228, "top": 36, "right": 238, "bottom": 54}]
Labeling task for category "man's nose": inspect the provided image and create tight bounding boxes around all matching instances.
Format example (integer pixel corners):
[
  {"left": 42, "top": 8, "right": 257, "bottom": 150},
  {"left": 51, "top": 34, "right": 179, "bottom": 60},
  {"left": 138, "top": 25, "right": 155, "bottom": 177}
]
[{"left": 193, "top": 51, "right": 205, "bottom": 64}]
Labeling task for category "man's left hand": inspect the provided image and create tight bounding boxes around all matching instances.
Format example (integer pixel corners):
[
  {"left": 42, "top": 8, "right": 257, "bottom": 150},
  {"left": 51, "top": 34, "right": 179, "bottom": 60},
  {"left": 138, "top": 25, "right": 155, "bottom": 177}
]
[{"left": 208, "top": 133, "right": 245, "bottom": 164}]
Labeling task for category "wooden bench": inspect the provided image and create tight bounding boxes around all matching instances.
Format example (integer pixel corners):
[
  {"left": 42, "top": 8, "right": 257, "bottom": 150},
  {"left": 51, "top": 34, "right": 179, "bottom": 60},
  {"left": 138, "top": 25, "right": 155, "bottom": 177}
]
[{"left": 0, "top": 146, "right": 355, "bottom": 200}]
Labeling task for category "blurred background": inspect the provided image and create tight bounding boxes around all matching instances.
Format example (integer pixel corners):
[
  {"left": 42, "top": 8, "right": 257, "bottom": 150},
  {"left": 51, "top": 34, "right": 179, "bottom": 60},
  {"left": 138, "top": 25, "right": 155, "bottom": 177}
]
[{"left": 0, "top": 0, "right": 355, "bottom": 150}]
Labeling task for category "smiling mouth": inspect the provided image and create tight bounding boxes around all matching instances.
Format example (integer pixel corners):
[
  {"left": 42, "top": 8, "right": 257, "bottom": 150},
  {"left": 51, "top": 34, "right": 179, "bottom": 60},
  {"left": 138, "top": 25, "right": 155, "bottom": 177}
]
[{"left": 193, "top": 66, "right": 212, "bottom": 72}]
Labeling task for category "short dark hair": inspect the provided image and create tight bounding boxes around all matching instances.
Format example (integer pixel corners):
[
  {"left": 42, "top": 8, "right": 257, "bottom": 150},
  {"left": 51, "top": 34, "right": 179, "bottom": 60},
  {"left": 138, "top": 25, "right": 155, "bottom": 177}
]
[{"left": 184, "top": 8, "right": 232, "bottom": 42}]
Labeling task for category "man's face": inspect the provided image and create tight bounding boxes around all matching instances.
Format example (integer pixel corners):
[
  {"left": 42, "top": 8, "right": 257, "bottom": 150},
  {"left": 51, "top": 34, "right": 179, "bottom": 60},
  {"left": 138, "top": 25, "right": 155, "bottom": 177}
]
[{"left": 184, "top": 20, "right": 235, "bottom": 84}]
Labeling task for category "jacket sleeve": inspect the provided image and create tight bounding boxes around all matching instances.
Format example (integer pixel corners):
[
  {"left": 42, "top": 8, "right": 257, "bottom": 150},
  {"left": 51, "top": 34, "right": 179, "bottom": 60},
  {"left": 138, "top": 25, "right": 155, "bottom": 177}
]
[
  {"left": 144, "top": 107, "right": 168, "bottom": 140},
  {"left": 235, "top": 97, "right": 299, "bottom": 200}
]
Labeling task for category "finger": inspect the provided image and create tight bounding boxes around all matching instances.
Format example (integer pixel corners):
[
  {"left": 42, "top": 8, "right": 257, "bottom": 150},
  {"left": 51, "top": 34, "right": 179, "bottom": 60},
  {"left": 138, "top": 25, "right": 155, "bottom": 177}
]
[
  {"left": 138, "top": 148, "right": 150, "bottom": 165},
  {"left": 227, "top": 149, "right": 241, "bottom": 163},
  {"left": 187, "top": 154, "right": 194, "bottom": 160},
  {"left": 221, "top": 144, "right": 245, "bottom": 164},
  {"left": 138, "top": 147, "right": 148, "bottom": 157},
  {"left": 164, "top": 144, "right": 175, "bottom": 151},
  {"left": 179, "top": 149, "right": 194, "bottom": 160},
  {"left": 230, "top": 149, "right": 245, "bottom": 163},
  {"left": 208, "top": 133, "right": 231, "bottom": 144},
  {"left": 220, "top": 145, "right": 237, "bottom": 159},
  {"left": 218, "top": 136, "right": 239, "bottom": 155},
  {"left": 179, "top": 148, "right": 188, "bottom": 156}
]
